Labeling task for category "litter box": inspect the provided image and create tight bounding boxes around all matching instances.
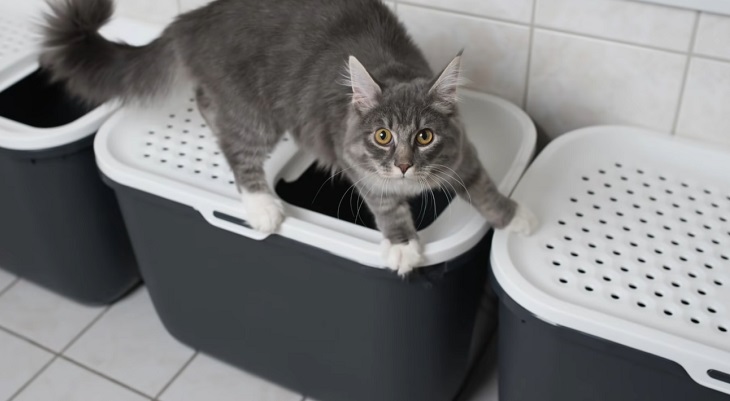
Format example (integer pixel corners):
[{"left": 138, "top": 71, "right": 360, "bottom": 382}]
[
  {"left": 491, "top": 126, "right": 730, "bottom": 401},
  {"left": 0, "top": 15, "right": 163, "bottom": 304},
  {"left": 96, "top": 88, "right": 535, "bottom": 401}
]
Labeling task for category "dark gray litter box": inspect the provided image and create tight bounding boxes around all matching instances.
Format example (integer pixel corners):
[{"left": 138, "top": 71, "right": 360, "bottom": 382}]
[
  {"left": 0, "top": 17, "right": 161, "bottom": 304},
  {"left": 491, "top": 126, "right": 730, "bottom": 401},
  {"left": 96, "top": 89, "right": 535, "bottom": 401}
]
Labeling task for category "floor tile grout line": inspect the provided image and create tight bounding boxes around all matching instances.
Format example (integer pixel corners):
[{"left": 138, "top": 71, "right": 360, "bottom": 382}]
[
  {"left": 671, "top": 11, "right": 701, "bottom": 136},
  {"left": 59, "top": 355, "right": 154, "bottom": 401},
  {"left": 153, "top": 351, "right": 199, "bottom": 400},
  {"left": 0, "top": 277, "right": 20, "bottom": 299},
  {"left": 0, "top": 325, "right": 57, "bottom": 355},
  {"left": 521, "top": 0, "right": 539, "bottom": 110},
  {"left": 59, "top": 305, "right": 111, "bottom": 355},
  {"left": 398, "top": 0, "right": 531, "bottom": 27},
  {"left": 6, "top": 355, "right": 58, "bottom": 401}
]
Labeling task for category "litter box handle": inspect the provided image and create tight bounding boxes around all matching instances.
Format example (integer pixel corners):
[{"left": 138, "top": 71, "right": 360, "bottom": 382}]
[{"left": 198, "top": 208, "right": 270, "bottom": 241}]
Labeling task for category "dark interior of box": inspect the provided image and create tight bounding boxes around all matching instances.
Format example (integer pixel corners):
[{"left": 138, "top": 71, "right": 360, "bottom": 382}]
[
  {"left": 0, "top": 69, "right": 95, "bottom": 128},
  {"left": 276, "top": 164, "right": 452, "bottom": 231}
]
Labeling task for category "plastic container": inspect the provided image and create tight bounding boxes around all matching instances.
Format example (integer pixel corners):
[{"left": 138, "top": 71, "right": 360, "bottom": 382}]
[
  {"left": 0, "top": 16, "right": 163, "bottom": 305},
  {"left": 96, "top": 88, "right": 536, "bottom": 401},
  {"left": 491, "top": 126, "right": 730, "bottom": 401}
]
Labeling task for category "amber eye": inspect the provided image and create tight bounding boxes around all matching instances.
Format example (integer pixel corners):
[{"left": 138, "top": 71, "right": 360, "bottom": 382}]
[
  {"left": 416, "top": 129, "right": 434, "bottom": 146},
  {"left": 374, "top": 128, "right": 393, "bottom": 145}
]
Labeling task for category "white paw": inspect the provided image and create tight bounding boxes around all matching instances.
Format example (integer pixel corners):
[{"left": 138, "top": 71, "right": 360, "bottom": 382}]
[
  {"left": 242, "top": 192, "right": 285, "bottom": 234},
  {"left": 381, "top": 239, "right": 423, "bottom": 277},
  {"left": 503, "top": 203, "right": 537, "bottom": 235}
]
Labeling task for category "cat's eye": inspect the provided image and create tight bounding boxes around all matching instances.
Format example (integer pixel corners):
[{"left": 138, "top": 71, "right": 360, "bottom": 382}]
[
  {"left": 416, "top": 129, "right": 434, "bottom": 146},
  {"left": 374, "top": 128, "right": 392, "bottom": 145}
]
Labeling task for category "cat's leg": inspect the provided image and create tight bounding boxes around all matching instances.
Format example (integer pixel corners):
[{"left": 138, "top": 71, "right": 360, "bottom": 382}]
[
  {"left": 196, "top": 88, "right": 284, "bottom": 233},
  {"left": 454, "top": 155, "right": 537, "bottom": 235},
  {"left": 357, "top": 185, "right": 421, "bottom": 276}
]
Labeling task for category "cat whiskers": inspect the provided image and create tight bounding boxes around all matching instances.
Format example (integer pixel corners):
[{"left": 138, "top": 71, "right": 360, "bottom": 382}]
[
  {"left": 336, "top": 171, "right": 377, "bottom": 221},
  {"left": 312, "top": 162, "right": 369, "bottom": 204},
  {"left": 431, "top": 164, "right": 471, "bottom": 207}
]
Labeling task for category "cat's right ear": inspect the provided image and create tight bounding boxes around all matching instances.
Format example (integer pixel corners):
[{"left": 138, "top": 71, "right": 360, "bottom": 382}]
[{"left": 348, "top": 56, "right": 382, "bottom": 114}]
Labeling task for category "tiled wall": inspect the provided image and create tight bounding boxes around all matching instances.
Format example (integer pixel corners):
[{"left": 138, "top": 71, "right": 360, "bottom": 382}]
[{"left": 113, "top": 0, "right": 730, "bottom": 145}]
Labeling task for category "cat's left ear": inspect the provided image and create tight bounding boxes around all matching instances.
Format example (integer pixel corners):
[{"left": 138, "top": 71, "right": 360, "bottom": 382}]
[
  {"left": 429, "top": 52, "right": 463, "bottom": 114},
  {"left": 348, "top": 56, "right": 382, "bottom": 114}
]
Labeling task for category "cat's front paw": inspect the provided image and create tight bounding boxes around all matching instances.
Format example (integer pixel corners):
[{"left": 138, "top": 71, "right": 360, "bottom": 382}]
[
  {"left": 242, "top": 192, "right": 285, "bottom": 234},
  {"left": 503, "top": 203, "right": 537, "bottom": 235},
  {"left": 381, "top": 239, "right": 422, "bottom": 277}
]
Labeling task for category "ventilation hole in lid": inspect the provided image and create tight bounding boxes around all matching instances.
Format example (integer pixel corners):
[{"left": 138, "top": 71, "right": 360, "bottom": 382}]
[
  {"left": 712, "top": 239, "right": 720, "bottom": 245},
  {"left": 708, "top": 307, "right": 717, "bottom": 314},
  {"left": 712, "top": 203, "right": 719, "bottom": 208},
  {"left": 201, "top": 124, "right": 207, "bottom": 128},
  {"left": 606, "top": 235, "right": 614, "bottom": 240},
  {"left": 704, "top": 225, "right": 712, "bottom": 230},
  {"left": 680, "top": 256, "right": 688, "bottom": 262},
  {"left": 582, "top": 228, "right": 590, "bottom": 233},
  {"left": 629, "top": 283, "right": 637, "bottom": 290},
  {"left": 715, "top": 280, "right": 723, "bottom": 286},
  {"left": 664, "top": 310, "right": 673, "bottom": 316},
  {"left": 582, "top": 176, "right": 589, "bottom": 181},
  {"left": 638, "top": 301, "right": 646, "bottom": 308},
  {"left": 681, "top": 299, "right": 690, "bottom": 305},
  {"left": 688, "top": 272, "right": 698, "bottom": 278},
  {"left": 673, "top": 203, "right": 680, "bottom": 208},
  {"left": 169, "top": 114, "right": 175, "bottom": 118},
  {"left": 698, "top": 289, "right": 707, "bottom": 296},
  {"left": 162, "top": 147, "right": 169, "bottom": 151},
  {"left": 143, "top": 154, "right": 150, "bottom": 158},
  {"left": 671, "top": 240, "right": 680, "bottom": 246},
  {"left": 599, "top": 169, "right": 606, "bottom": 174},
  {"left": 588, "top": 243, "right": 597, "bottom": 249},
  {"left": 559, "top": 278, "right": 568, "bottom": 284},
  {"left": 616, "top": 163, "right": 623, "bottom": 168},
  {"left": 570, "top": 197, "right": 578, "bottom": 203},
  {"left": 662, "top": 265, "right": 671, "bottom": 271},
  {"left": 649, "top": 196, "right": 656, "bottom": 201},
  {"left": 610, "top": 197, "right": 618, "bottom": 202},
  {"left": 617, "top": 211, "right": 625, "bottom": 217},
  {"left": 161, "top": 159, "right": 167, "bottom": 163},
  {"left": 164, "top": 136, "right": 171, "bottom": 140},
  {"left": 576, "top": 212, "right": 584, "bottom": 218},
  {"left": 630, "top": 242, "right": 638, "bottom": 247},
  {"left": 689, "top": 196, "right": 696, "bottom": 201},
  {"left": 194, "top": 170, "right": 200, "bottom": 174},
  {"left": 167, "top": 125, "right": 173, "bottom": 129},
  {"left": 656, "top": 211, "right": 665, "bottom": 216},
  {"left": 593, "top": 205, "right": 601, "bottom": 210},
  {"left": 637, "top": 169, "right": 644, "bottom": 174},
  {"left": 671, "top": 281, "right": 681, "bottom": 288},
  {"left": 611, "top": 294, "right": 620, "bottom": 300},
  {"left": 588, "top": 190, "right": 595, "bottom": 195},
  {"left": 680, "top": 217, "right": 688, "bottom": 223},
  {"left": 638, "top": 258, "right": 646, "bottom": 264},
  {"left": 681, "top": 182, "right": 689, "bottom": 188},
  {"left": 696, "top": 248, "right": 704, "bottom": 253},
  {"left": 663, "top": 226, "right": 671, "bottom": 231},
  {"left": 604, "top": 183, "right": 612, "bottom": 188},
  {"left": 552, "top": 261, "right": 561, "bottom": 266},
  {"left": 188, "top": 108, "right": 194, "bottom": 112},
  {"left": 564, "top": 236, "right": 572, "bottom": 241},
  {"left": 183, "top": 130, "right": 189, "bottom": 134},
  {"left": 621, "top": 266, "right": 629, "bottom": 272},
  {"left": 627, "top": 190, "right": 635, "bottom": 195},
  {"left": 603, "top": 276, "right": 611, "bottom": 282},
  {"left": 647, "top": 233, "right": 655, "bottom": 239},
  {"left": 704, "top": 189, "right": 712, "bottom": 194},
  {"left": 691, "top": 318, "right": 700, "bottom": 324},
  {"left": 613, "top": 250, "right": 621, "bottom": 256},
  {"left": 722, "top": 255, "right": 729, "bottom": 261},
  {"left": 688, "top": 232, "right": 696, "bottom": 238},
  {"left": 720, "top": 326, "right": 728, "bottom": 333},
  {"left": 655, "top": 291, "right": 664, "bottom": 297},
  {"left": 585, "top": 286, "right": 594, "bottom": 292},
  {"left": 229, "top": 180, "right": 235, "bottom": 185},
  {"left": 185, "top": 119, "right": 191, "bottom": 123},
  {"left": 179, "top": 153, "right": 186, "bottom": 157},
  {"left": 558, "top": 220, "right": 566, "bottom": 225},
  {"left": 696, "top": 210, "right": 704, "bottom": 216},
  {"left": 643, "top": 183, "right": 650, "bottom": 188},
  {"left": 546, "top": 244, "right": 554, "bottom": 249},
  {"left": 596, "top": 259, "right": 604, "bottom": 265},
  {"left": 646, "top": 274, "right": 655, "bottom": 280},
  {"left": 621, "top": 176, "right": 628, "bottom": 181},
  {"left": 212, "top": 175, "right": 218, "bottom": 180},
  {"left": 600, "top": 219, "right": 607, "bottom": 225},
  {"left": 197, "top": 146, "right": 204, "bottom": 150},
  {"left": 666, "top": 189, "right": 674, "bottom": 195},
  {"left": 640, "top": 218, "right": 648, "bottom": 224},
  {"left": 578, "top": 268, "right": 587, "bottom": 274},
  {"left": 633, "top": 204, "right": 640, "bottom": 209},
  {"left": 570, "top": 252, "right": 579, "bottom": 257},
  {"left": 721, "top": 217, "right": 727, "bottom": 223},
  {"left": 196, "top": 158, "right": 202, "bottom": 162},
  {"left": 149, "top": 130, "right": 155, "bottom": 135}
]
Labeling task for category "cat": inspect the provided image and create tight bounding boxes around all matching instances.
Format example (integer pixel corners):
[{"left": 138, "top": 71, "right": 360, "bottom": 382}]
[{"left": 41, "top": 0, "right": 536, "bottom": 276}]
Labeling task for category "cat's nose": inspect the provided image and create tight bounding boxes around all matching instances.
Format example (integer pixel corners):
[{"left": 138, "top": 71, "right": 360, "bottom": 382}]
[{"left": 397, "top": 163, "right": 412, "bottom": 174}]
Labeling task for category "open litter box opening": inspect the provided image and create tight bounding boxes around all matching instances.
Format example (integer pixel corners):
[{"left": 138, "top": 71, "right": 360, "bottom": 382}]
[
  {"left": 0, "top": 69, "right": 95, "bottom": 128},
  {"left": 275, "top": 163, "right": 453, "bottom": 231}
]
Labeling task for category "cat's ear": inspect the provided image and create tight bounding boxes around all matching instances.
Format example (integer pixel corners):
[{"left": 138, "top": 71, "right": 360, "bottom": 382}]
[
  {"left": 348, "top": 56, "right": 382, "bottom": 113},
  {"left": 429, "top": 52, "right": 463, "bottom": 114}
]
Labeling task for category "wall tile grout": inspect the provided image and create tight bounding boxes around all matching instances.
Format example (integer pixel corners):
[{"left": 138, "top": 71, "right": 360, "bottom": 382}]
[
  {"left": 670, "top": 11, "right": 701, "bottom": 136},
  {"left": 0, "top": 277, "right": 19, "bottom": 299},
  {"left": 521, "top": 0, "right": 539, "bottom": 110},
  {"left": 532, "top": 25, "right": 693, "bottom": 55},
  {"left": 153, "top": 351, "right": 199, "bottom": 400}
]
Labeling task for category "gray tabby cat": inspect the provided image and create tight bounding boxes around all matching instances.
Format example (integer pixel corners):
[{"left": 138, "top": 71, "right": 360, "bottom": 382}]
[{"left": 41, "top": 0, "right": 536, "bottom": 275}]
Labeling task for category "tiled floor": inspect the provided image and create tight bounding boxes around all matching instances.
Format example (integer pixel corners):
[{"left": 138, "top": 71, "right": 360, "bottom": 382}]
[{"left": 0, "top": 276, "right": 498, "bottom": 401}]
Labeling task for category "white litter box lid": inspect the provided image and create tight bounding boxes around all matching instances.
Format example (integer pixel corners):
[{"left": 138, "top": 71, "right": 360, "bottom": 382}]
[
  {"left": 491, "top": 126, "right": 730, "bottom": 395},
  {"left": 95, "top": 89, "right": 536, "bottom": 268},
  {"left": 0, "top": 17, "right": 163, "bottom": 151}
]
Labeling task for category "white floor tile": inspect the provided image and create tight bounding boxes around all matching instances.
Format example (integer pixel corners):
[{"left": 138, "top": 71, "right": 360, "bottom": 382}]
[
  {"left": 0, "top": 269, "right": 15, "bottom": 293},
  {"left": 0, "top": 280, "right": 105, "bottom": 352},
  {"left": 64, "top": 288, "right": 194, "bottom": 397},
  {"left": 0, "top": 329, "right": 53, "bottom": 400},
  {"left": 160, "top": 354, "right": 301, "bottom": 401},
  {"left": 13, "top": 358, "right": 149, "bottom": 401}
]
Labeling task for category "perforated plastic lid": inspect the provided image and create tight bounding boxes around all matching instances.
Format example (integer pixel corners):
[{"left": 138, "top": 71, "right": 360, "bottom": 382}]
[
  {"left": 95, "top": 89, "right": 536, "bottom": 268},
  {"left": 491, "top": 126, "right": 730, "bottom": 395},
  {"left": 0, "top": 17, "right": 164, "bottom": 150}
]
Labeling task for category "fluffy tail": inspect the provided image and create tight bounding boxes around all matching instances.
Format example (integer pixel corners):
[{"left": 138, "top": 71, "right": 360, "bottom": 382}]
[{"left": 41, "top": 0, "right": 179, "bottom": 105}]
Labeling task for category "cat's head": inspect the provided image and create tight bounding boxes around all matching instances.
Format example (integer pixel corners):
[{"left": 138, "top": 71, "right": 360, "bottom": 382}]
[{"left": 343, "top": 54, "right": 466, "bottom": 194}]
